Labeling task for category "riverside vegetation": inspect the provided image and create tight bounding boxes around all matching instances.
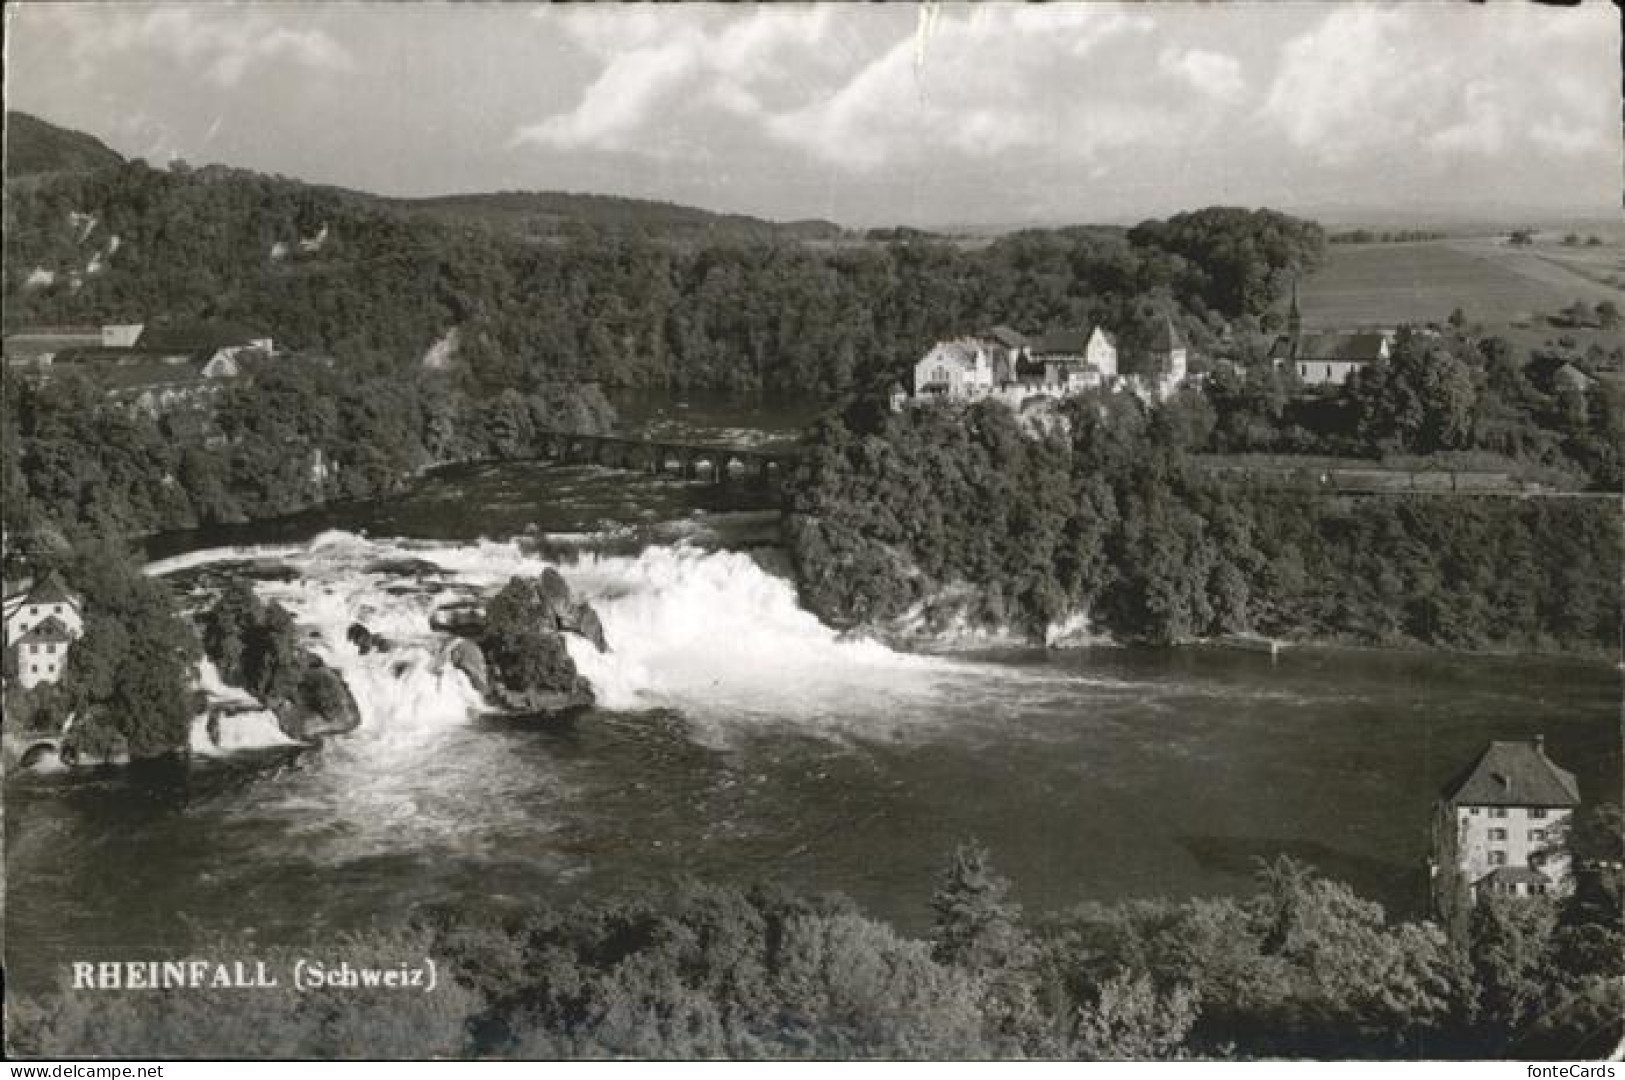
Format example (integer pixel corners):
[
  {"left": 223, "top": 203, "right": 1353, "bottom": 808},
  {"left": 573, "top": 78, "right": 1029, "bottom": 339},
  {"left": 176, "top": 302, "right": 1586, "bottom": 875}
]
[
  {"left": 787, "top": 325, "right": 1622, "bottom": 651},
  {"left": 9, "top": 829, "right": 1622, "bottom": 1060}
]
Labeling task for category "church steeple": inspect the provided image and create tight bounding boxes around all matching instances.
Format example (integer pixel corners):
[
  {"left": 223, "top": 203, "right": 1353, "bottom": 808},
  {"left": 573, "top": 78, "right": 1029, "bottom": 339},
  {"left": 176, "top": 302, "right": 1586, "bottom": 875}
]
[{"left": 1287, "top": 277, "right": 1303, "bottom": 345}]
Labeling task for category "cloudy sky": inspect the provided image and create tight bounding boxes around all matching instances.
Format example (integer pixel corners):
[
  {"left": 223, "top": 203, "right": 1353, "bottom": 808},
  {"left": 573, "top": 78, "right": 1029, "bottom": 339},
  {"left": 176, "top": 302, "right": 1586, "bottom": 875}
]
[{"left": 5, "top": 2, "right": 1620, "bottom": 227}]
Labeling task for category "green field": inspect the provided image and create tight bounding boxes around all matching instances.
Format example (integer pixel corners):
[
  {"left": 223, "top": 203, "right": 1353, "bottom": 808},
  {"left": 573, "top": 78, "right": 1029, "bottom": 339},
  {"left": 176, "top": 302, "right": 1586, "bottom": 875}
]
[{"left": 1298, "top": 238, "right": 1625, "bottom": 330}]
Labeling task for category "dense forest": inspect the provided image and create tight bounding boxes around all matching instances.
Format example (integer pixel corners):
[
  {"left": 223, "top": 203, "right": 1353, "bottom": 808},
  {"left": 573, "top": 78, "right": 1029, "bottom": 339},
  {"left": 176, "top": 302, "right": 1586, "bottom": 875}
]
[
  {"left": 11, "top": 834, "right": 1622, "bottom": 1059},
  {"left": 4, "top": 151, "right": 1325, "bottom": 395},
  {"left": 787, "top": 379, "right": 1621, "bottom": 652},
  {"left": 0, "top": 363, "right": 616, "bottom": 541}
]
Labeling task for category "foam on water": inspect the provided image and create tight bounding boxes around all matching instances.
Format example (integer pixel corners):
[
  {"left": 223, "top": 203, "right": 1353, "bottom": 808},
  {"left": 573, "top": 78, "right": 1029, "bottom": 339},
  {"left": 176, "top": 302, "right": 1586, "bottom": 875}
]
[
  {"left": 152, "top": 531, "right": 988, "bottom": 749},
  {"left": 191, "top": 658, "right": 297, "bottom": 754}
]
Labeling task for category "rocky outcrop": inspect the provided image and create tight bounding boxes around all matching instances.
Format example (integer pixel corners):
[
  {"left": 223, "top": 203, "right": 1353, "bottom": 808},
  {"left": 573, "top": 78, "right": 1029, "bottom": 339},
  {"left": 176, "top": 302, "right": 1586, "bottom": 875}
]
[
  {"left": 442, "top": 637, "right": 489, "bottom": 695},
  {"left": 364, "top": 557, "right": 445, "bottom": 579},
  {"left": 199, "top": 581, "right": 364, "bottom": 747},
  {"left": 484, "top": 634, "right": 595, "bottom": 714},
  {"left": 557, "top": 601, "right": 609, "bottom": 653},
  {"left": 346, "top": 621, "right": 392, "bottom": 655},
  {"left": 270, "top": 660, "right": 362, "bottom": 742},
  {"left": 428, "top": 570, "right": 608, "bottom": 717},
  {"left": 429, "top": 602, "right": 486, "bottom": 636}
]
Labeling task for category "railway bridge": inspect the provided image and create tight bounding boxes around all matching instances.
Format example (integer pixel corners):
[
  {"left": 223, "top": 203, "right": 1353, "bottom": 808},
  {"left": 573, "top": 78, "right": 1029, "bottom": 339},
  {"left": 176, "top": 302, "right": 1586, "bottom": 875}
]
[{"left": 529, "top": 430, "right": 800, "bottom": 485}]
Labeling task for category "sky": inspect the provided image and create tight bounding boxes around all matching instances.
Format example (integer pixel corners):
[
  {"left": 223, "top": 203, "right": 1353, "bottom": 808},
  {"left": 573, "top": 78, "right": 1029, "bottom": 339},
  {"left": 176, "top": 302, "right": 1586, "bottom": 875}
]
[{"left": 5, "top": 1, "right": 1621, "bottom": 229}]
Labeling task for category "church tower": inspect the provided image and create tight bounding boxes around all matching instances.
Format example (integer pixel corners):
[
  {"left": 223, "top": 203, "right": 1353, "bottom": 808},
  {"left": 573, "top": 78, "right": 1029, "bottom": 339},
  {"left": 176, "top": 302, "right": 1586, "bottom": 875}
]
[{"left": 1287, "top": 278, "right": 1303, "bottom": 353}]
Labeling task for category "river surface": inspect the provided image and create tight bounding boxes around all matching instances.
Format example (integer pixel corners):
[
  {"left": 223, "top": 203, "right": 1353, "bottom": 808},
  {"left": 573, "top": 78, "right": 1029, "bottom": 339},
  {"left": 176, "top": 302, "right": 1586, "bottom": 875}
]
[{"left": 5, "top": 394, "right": 1620, "bottom": 997}]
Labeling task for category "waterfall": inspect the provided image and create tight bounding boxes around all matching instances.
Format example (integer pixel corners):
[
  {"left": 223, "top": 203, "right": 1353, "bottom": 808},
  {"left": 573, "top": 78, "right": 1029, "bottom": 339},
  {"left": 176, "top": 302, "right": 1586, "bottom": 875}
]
[{"left": 154, "top": 531, "right": 972, "bottom": 746}]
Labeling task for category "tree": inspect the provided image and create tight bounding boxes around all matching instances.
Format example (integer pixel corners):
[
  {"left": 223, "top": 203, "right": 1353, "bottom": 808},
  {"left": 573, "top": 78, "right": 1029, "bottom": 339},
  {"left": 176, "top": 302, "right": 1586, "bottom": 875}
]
[
  {"left": 931, "top": 843, "right": 1033, "bottom": 972},
  {"left": 1073, "top": 971, "right": 1198, "bottom": 1060},
  {"left": 1468, "top": 895, "right": 1559, "bottom": 1039},
  {"left": 1347, "top": 333, "right": 1478, "bottom": 453},
  {"left": 55, "top": 541, "right": 202, "bottom": 760}
]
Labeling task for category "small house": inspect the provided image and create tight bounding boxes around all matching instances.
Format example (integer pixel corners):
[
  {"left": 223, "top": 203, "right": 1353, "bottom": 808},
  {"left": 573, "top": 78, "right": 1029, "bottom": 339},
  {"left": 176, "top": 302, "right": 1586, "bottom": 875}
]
[
  {"left": 4, "top": 570, "right": 83, "bottom": 645},
  {"left": 12, "top": 615, "right": 76, "bottom": 689}
]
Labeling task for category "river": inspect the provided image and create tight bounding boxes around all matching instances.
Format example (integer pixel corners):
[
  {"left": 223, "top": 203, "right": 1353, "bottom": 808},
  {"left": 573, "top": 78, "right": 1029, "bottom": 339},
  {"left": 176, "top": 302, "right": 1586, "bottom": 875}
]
[{"left": 5, "top": 394, "right": 1620, "bottom": 998}]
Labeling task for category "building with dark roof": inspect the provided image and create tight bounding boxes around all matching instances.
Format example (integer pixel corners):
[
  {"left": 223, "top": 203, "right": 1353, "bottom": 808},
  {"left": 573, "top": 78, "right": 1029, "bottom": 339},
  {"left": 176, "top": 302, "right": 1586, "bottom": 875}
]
[
  {"left": 136, "top": 319, "right": 272, "bottom": 354},
  {"left": 985, "top": 326, "right": 1029, "bottom": 350},
  {"left": 1432, "top": 737, "right": 1579, "bottom": 905},
  {"left": 1270, "top": 331, "right": 1391, "bottom": 387},
  {"left": 904, "top": 317, "right": 1209, "bottom": 409},
  {"left": 4, "top": 570, "right": 82, "bottom": 645},
  {"left": 5, "top": 572, "right": 85, "bottom": 691},
  {"left": 12, "top": 615, "right": 76, "bottom": 689}
]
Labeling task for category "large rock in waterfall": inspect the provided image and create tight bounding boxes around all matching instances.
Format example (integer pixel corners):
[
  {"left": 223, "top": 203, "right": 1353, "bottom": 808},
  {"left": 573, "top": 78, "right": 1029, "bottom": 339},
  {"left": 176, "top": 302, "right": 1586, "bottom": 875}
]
[
  {"left": 270, "top": 660, "right": 362, "bottom": 742},
  {"left": 442, "top": 637, "right": 490, "bottom": 695},
  {"left": 429, "top": 601, "right": 486, "bottom": 636},
  {"left": 557, "top": 601, "right": 609, "bottom": 653},
  {"left": 428, "top": 571, "right": 608, "bottom": 716},
  {"left": 199, "top": 581, "right": 364, "bottom": 746},
  {"left": 483, "top": 632, "right": 595, "bottom": 714},
  {"left": 347, "top": 621, "right": 392, "bottom": 655}
]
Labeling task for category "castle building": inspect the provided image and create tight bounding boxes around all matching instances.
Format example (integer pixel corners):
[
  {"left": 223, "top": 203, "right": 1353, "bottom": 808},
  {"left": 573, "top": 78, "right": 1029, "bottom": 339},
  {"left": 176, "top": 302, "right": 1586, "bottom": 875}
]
[
  {"left": 909, "top": 323, "right": 1133, "bottom": 408},
  {"left": 914, "top": 338, "right": 998, "bottom": 402},
  {"left": 1432, "top": 737, "right": 1580, "bottom": 904}
]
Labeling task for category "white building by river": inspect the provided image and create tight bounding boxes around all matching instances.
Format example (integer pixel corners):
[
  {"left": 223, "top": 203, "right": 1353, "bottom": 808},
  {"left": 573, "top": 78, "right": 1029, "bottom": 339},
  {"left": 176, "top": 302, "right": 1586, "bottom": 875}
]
[
  {"left": 1432, "top": 736, "right": 1579, "bottom": 903},
  {"left": 4, "top": 571, "right": 84, "bottom": 690},
  {"left": 907, "top": 318, "right": 1190, "bottom": 410}
]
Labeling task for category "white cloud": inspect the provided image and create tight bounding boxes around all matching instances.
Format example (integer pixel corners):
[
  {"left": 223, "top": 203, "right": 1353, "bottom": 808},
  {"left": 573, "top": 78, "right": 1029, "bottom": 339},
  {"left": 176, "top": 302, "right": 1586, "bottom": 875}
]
[
  {"left": 513, "top": 3, "right": 1226, "bottom": 170},
  {"left": 760, "top": 5, "right": 1214, "bottom": 171},
  {"left": 1261, "top": 3, "right": 1617, "bottom": 165},
  {"left": 519, "top": 44, "right": 700, "bottom": 152},
  {"left": 64, "top": 6, "right": 356, "bottom": 88},
  {"left": 513, "top": 6, "right": 839, "bottom": 152},
  {"left": 1158, "top": 47, "right": 1245, "bottom": 102}
]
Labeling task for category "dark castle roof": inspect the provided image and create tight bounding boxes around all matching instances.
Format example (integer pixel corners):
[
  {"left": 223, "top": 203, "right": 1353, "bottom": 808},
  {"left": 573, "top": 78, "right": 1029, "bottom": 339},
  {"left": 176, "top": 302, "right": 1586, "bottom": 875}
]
[
  {"left": 1293, "top": 332, "right": 1389, "bottom": 363},
  {"left": 24, "top": 570, "right": 79, "bottom": 607},
  {"left": 1149, "top": 315, "right": 1187, "bottom": 352},
  {"left": 1031, "top": 325, "right": 1113, "bottom": 356},
  {"left": 1440, "top": 739, "right": 1580, "bottom": 808},
  {"left": 986, "top": 326, "right": 1029, "bottom": 349},
  {"left": 137, "top": 320, "right": 266, "bottom": 351}
]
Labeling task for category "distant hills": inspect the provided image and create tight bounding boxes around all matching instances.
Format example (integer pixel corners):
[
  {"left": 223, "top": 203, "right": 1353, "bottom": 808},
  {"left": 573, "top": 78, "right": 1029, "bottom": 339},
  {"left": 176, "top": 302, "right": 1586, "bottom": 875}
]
[
  {"left": 380, "top": 190, "right": 845, "bottom": 243},
  {"left": 4, "top": 111, "right": 125, "bottom": 177},
  {"left": 3, "top": 110, "right": 845, "bottom": 244}
]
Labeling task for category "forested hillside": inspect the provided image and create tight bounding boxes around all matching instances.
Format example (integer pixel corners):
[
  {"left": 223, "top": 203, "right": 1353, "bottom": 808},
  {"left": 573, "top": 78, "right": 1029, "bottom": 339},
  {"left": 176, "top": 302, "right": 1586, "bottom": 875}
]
[
  {"left": 4, "top": 144, "right": 1325, "bottom": 395},
  {"left": 383, "top": 190, "right": 845, "bottom": 244},
  {"left": 788, "top": 387, "right": 1621, "bottom": 653},
  {"left": 1, "top": 364, "right": 616, "bottom": 541},
  {"left": 3, "top": 111, "right": 124, "bottom": 177}
]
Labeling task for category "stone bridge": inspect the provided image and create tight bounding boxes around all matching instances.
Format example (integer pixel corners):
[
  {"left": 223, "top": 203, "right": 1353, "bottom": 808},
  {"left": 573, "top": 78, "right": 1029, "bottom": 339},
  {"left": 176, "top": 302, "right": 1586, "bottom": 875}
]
[{"left": 530, "top": 430, "right": 800, "bottom": 485}]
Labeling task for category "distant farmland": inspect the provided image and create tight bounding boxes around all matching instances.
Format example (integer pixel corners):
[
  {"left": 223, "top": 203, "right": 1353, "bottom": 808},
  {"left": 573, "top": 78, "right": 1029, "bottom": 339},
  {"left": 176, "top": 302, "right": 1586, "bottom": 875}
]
[{"left": 1297, "top": 239, "right": 1625, "bottom": 330}]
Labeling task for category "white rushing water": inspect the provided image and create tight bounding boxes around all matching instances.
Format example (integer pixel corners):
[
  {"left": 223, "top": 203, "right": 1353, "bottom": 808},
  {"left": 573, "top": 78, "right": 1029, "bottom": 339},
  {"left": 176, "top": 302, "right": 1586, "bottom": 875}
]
[{"left": 151, "top": 530, "right": 983, "bottom": 752}]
